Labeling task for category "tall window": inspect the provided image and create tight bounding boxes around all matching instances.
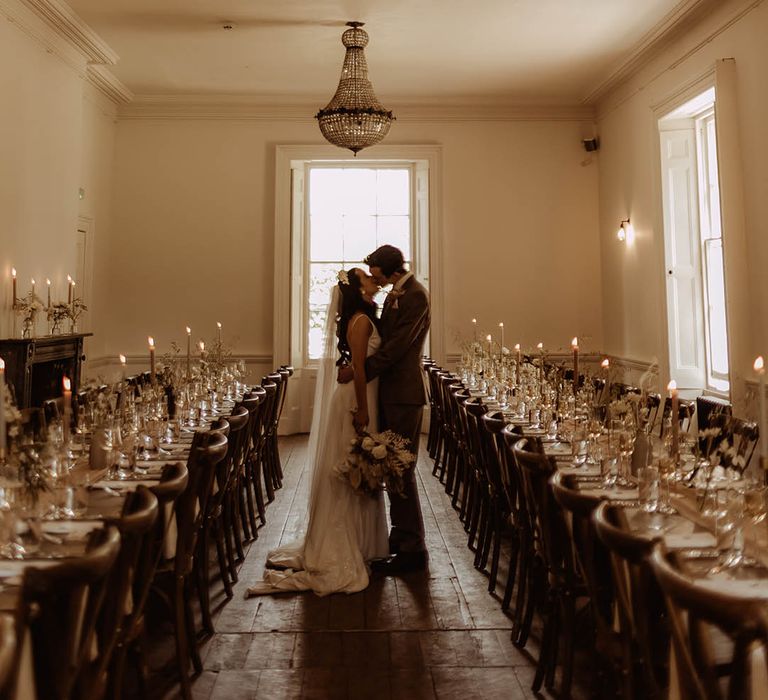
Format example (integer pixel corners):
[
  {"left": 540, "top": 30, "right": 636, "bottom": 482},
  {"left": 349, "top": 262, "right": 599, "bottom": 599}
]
[
  {"left": 306, "top": 166, "right": 412, "bottom": 360},
  {"left": 659, "top": 87, "right": 729, "bottom": 394}
]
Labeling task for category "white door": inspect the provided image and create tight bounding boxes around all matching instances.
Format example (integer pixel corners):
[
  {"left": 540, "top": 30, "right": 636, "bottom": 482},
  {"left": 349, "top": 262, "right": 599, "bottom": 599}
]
[{"left": 659, "top": 127, "right": 706, "bottom": 389}]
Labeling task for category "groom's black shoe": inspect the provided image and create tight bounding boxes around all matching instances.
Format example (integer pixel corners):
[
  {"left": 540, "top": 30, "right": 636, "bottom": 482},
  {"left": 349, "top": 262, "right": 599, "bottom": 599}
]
[{"left": 371, "top": 551, "right": 428, "bottom": 575}]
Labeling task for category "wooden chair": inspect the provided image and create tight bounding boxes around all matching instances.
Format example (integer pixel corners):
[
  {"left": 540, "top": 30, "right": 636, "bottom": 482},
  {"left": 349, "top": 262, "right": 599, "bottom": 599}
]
[
  {"left": 513, "top": 437, "right": 583, "bottom": 697},
  {"left": 0, "top": 613, "right": 17, "bottom": 700},
  {"left": 704, "top": 414, "right": 760, "bottom": 471},
  {"left": 242, "top": 386, "right": 268, "bottom": 532},
  {"left": 264, "top": 371, "right": 285, "bottom": 491},
  {"left": 650, "top": 542, "right": 768, "bottom": 700},
  {"left": 156, "top": 430, "right": 228, "bottom": 700},
  {"left": 499, "top": 424, "right": 526, "bottom": 615},
  {"left": 420, "top": 358, "right": 438, "bottom": 458},
  {"left": 593, "top": 502, "right": 668, "bottom": 699},
  {"left": 21, "top": 525, "right": 122, "bottom": 700},
  {"left": 437, "top": 376, "right": 463, "bottom": 496},
  {"left": 259, "top": 378, "right": 279, "bottom": 503},
  {"left": 551, "top": 472, "right": 620, "bottom": 696},
  {"left": 447, "top": 386, "right": 471, "bottom": 511},
  {"left": 461, "top": 397, "right": 489, "bottom": 553},
  {"left": 94, "top": 486, "right": 158, "bottom": 700}
]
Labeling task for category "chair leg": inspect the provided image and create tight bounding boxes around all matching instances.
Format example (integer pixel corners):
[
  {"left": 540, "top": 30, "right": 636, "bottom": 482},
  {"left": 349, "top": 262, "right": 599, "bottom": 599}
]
[
  {"left": 501, "top": 533, "right": 520, "bottom": 610},
  {"left": 213, "top": 518, "right": 234, "bottom": 599},
  {"left": 250, "top": 457, "right": 267, "bottom": 526},
  {"left": 488, "top": 506, "right": 502, "bottom": 592},
  {"left": 196, "top": 529, "right": 216, "bottom": 635},
  {"left": 559, "top": 594, "right": 576, "bottom": 698},
  {"left": 173, "top": 576, "right": 193, "bottom": 700},
  {"left": 262, "top": 453, "right": 276, "bottom": 503},
  {"left": 184, "top": 577, "right": 203, "bottom": 673},
  {"left": 222, "top": 500, "right": 239, "bottom": 584}
]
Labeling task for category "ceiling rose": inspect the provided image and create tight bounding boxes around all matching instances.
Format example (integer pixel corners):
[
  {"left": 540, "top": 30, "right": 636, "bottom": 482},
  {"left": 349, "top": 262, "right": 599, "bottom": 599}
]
[{"left": 315, "top": 22, "right": 395, "bottom": 155}]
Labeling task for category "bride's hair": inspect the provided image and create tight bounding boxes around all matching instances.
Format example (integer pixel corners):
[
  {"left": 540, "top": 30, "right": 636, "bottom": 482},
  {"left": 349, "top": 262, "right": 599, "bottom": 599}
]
[{"left": 336, "top": 267, "right": 378, "bottom": 366}]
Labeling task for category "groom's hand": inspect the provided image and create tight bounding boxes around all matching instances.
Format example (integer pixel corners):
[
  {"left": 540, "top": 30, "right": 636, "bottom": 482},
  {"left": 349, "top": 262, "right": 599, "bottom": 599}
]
[{"left": 337, "top": 365, "right": 354, "bottom": 384}]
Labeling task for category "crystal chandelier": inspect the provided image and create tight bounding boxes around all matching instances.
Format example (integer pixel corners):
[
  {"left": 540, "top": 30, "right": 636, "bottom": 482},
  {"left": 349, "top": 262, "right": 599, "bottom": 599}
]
[{"left": 316, "top": 22, "right": 395, "bottom": 155}]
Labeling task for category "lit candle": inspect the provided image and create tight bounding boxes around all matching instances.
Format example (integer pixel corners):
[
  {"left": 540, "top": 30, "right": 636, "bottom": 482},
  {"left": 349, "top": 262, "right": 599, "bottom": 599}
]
[
  {"left": 199, "top": 340, "right": 206, "bottom": 360},
  {"left": 67, "top": 275, "right": 72, "bottom": 304},
  {"left": 0, "top": 358, "right": 6, "bottom": 457},
  {"left": 62, "top": 376, "right": 72, "bottom": 444},
  {"left": 148, "top": 336, "right": 156, "bottom": 384},
  {"left": 118, "top": 354, "right": 127, "bottom": 410},
  {"left": 11, "top": 268, "right": 16, "bottom": 305},
  {"left": 571, "top": 337, "right": 579, "bottom": 394},
  {"left": 46, "top": 278, "right": 51, "bottom": 308},
  {"left": 30, "top": 278, "right": 35, "bottom": 298},
  {"left": 668, "top": 380, "right": 679, "bottom": 460},
  {"left": 71, "top": 281, "right": 76, "bottom": 303},
  {"left": 537, "top": 342, "right": 544, "bottom": 389},
  {"left": 186, "top": 327, "right": 192, "bottom": 379},
  {"left": 486, "top": 334, "right": 492, "bottom": 358},
  {"left": 515, "top": 343, "right": 521, "bottom": 385},
  {"left": 755, "top": 357, "right": 766, "bottom": 462},
  {"left": 499, "top": 323, "right": 504, "bottom": 362},
  {"left": 472, "top": 318, "right": 477, "bottom": 342},
  {"left": 217, "top": 321, "right": 222, "bottom": 345},
  {"left": 119, "top": 354, "right": 127, "bottom": 383}
]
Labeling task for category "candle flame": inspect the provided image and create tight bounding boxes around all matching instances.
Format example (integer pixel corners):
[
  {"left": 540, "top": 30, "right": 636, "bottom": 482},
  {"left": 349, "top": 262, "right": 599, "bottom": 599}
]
[
  {"left": 46, "top": 278, "right": 51, "bottom": 285},
  {"left": 31, "top": 278, "right": 35, "bottom": 285},
  {"left": 62, "top": 376, "right": 71, "bottom": 391},
  {"left": 486, "top": 334, "right": 492, "bottom": 342},
  {"left": 186, "top": 326, "right": 191, "bottom": 334},
  {"left": 499, "top": 322, "right": 504, "bottom": 328},
  {"left": 67, "top": 274, "right": 71, "bottom": 283},
  {"left": 71, "top": 281, "right": 76, "bottom": 288},
  {"left": 0, "top": 358, "right": 4, "bottom": 370},
  {"left": 667, "top": 380, "right": 677, "bottom": 392},
  {"left": 119, "top": 354, "right": 126, "bottom": 364},
  {"left": 199, "top": 341, "right": 205, "bottom": 351},
  {"left": 472, "top": 318, "right": 477, "bottom": 323},
  {"left": 601, "top": 358, "right": 609, "bottom": 368},
  {"left": 537, "top": 342, "right": 543, "bottom": 350},
  {"left": 755, "top": 356, "right": 765, "bottom": 373},
  {"left": 514, "top": 343, "right": 520, "bottom": 351},
  {"left": 11, "top": 268, "right": 16, "bottom": 278},
  {"left": 148, "top": 336, "right": 155, "bottom": 348},
  {"left": 571, "top": 337, "right": 578, "bottom": 348},
  {"left": 217, "top": 321, "right": 222, "bottom": 329}
]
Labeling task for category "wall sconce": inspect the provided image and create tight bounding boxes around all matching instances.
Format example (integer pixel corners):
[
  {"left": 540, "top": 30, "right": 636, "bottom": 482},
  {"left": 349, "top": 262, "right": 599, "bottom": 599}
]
[{"left": 617, "top": 218, "right": 630, "bottom": 242}]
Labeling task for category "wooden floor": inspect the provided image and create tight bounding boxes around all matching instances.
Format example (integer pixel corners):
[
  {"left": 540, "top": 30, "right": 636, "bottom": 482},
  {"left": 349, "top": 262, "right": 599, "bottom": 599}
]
[{"left": 157, "top": 435, "right": 558, "bottom": 699}]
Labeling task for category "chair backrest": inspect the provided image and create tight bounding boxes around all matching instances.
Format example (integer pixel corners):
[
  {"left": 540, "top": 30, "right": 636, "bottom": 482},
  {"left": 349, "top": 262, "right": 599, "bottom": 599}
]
[
  {"left": 462, "top": 398, "right": 488, "bottom": 467},
  {"left": 215, "top": 406, "right": 249, "bottom": 496},
  {"left": 259, "top": 380, "right": 279, "bottom": 439},
  {"left": 650, "top": 543, "right": 768, "bottom": 700},
  {"left": 0, "top": 613, "right": 17, "bottom": 700},
  {"left": 276, "top": 367, "right": 292, "bottom": 424},
  {"left": 592, "top": 502, "right": 666, "bottom": 698},
  {"left": 479, "top": 411, "right": 507, "bottom": 494},
  {"left": 264, "top": 373, "right": 283, "bottom": 431},
  {"left": 174, "top": 430, "right": 229, "bottom": 576},
  {"left": 500, "top": 424, "right": 526, "bottom": 527},
  {"left": 710, "top": 414, "right": 760, "bottom": 471},
  {"left": 94, "top": 487, "right": 159, "bottom": 695},
  {"left": 22, "top": 525, "right": 122, "bottom": 700}
]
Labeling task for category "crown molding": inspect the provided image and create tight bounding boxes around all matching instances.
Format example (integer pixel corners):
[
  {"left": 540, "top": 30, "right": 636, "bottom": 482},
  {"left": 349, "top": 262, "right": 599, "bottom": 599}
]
[
  {"left": 21, "top": 0, "right": 117, "bottom": 64},
  {"left": 86, "top": 64, "right": 133, "bottom": 105},
  {"left": 119, "top": 94, "right": 594, "bottom": 122},
  {"left": 583, "top": 0, "right": 720, "bottom": 104}
]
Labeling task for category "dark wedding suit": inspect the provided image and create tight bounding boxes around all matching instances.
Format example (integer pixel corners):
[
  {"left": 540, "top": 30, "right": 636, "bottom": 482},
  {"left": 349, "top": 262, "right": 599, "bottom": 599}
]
[{"left": 365, "top": 274, "right": 430, "bottom": 554}]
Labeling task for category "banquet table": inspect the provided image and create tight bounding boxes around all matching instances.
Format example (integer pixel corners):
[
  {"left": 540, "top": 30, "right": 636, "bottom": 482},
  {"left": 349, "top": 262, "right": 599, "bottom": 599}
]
[
  {"left": 0, "top": 397, "right": 238, "bottom": 699},
  {"left": 487, "top": 401, "right": 768, "bottom": 698}
]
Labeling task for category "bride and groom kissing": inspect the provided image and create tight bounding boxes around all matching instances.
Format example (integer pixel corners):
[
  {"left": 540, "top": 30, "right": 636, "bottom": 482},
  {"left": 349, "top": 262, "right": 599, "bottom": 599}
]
[{"left": 247, "top": 245, "right": 430, "bottom": 597}]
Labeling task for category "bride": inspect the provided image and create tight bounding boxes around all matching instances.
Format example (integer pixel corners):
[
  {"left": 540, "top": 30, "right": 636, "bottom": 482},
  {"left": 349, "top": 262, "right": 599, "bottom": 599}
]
[{"left": 246, "top": 268, "right": 389, "bottom": 596}]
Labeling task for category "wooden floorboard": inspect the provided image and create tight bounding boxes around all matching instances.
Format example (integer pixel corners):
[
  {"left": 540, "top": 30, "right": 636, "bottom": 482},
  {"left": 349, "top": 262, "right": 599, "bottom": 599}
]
[{"left": 146, "top": 434, "right": 587, "bottom": 699}]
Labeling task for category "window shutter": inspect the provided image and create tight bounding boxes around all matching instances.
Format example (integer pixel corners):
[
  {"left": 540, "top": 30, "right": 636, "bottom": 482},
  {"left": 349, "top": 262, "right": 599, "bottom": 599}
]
[{"left": 659, "top": 128, "right": 706, "bottom": 389}]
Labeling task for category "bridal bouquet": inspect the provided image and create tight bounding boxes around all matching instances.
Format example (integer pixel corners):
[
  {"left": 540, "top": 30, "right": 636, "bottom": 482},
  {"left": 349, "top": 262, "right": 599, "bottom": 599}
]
[{"left": 335, "top": 431, "right": 416, "bottom": 498}]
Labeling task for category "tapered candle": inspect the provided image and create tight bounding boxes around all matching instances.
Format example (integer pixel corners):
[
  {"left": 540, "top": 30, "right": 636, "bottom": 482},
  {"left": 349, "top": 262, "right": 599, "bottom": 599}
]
[
  {"left": 71, "top": 281, "right": 76, "bottom": 302},
  {"left": 148, "top": 336, "right": 156, "bottom": 384},
  {"left": 486, "top": 334, "right": 492, "bottom": 360},
  {"left": 11, "top": 268, "right": 16, "bottom": 305},
  {"left": 515, "top": 343, "right": 521, "bottom": 385},
  {"left": 67, "top": 275, "right": 72, "bottom": 304},
  {"left": 119, "top": 354, "right": 127, "bottom": 383},
  {"left": 537, "top": 342, "right": 544, "bottom": 390},
  {"left": 46, "top": 278, "right": 51, "bottom": 308},
  {"left": 217, "top": 321, "right": 222, "bottom": 345},
  {"left": 572, "top": 337, "right": 579, "bottom": 394},
  {"left": 499, "top": 323, "right": 504, "bottom": 362},
  {"left": 199, "top": 340, "right": 205, "bottom": 361},
  {"left": 0, "top": 358, "right": 6, "bottom": 457},
  {"left": 472, "top": 318, "right": 477, "bottom": 342},
  {"left": 186, "top": 327, "right": 192, "bottom": 379},
  {"left": 755, "top": 357, "right": 766, "bottom": 461},
  {"left": 668, "top": 380, "right": 679, "bottom": 460},
  {"left": 62, "top": 376, "right": 72, "bottom": 443},
  {"left": 30, "top": 278, "right": 35, "bottom": 298}
]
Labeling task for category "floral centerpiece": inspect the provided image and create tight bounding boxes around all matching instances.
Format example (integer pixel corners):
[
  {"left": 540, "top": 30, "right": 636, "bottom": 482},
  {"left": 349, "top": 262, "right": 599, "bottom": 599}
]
[
  {"left": 13, "top": 291, "right": 44, "bottom": 338},
  {"left": 335, "top": 430, "right": 415, "bottom": 498}
]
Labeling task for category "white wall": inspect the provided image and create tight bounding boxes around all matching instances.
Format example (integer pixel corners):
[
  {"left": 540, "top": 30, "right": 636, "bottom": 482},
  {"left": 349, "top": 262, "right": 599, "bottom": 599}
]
[
  {"left": 103, "top": 115, "right": 602, "bottom": 372},
  {"left": 0, "top": 9, "right": 84, "bottom": 337},
  {"left": 596, "top": 0, "right": 768, "bottom": 409}
]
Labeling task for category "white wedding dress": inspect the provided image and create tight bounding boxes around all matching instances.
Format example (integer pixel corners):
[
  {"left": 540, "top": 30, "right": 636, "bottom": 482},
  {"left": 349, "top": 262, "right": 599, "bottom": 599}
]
[{"left": 247, "top": 313, "right": 389, "bottom": 597}]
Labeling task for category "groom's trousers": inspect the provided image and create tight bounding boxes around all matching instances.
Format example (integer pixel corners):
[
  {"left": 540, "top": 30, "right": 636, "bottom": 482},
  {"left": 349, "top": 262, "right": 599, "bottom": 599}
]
[{"left": 379, "top": 403, "right": 427, "bottom": 554}]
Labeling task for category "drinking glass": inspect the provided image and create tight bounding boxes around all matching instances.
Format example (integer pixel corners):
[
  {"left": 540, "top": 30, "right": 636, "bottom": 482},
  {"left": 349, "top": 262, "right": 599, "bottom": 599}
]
[
  {"left": 571, "top": 422, "right": 588, "bottom": 467},
  {"left": 638, "top": 465, "right": 660, "bottom": 513}
]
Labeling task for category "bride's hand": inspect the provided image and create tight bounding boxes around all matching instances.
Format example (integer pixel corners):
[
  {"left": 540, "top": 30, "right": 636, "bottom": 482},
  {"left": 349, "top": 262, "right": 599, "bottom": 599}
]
[{"left": 353, "top": 409, "right": 369, "bottom": 433}]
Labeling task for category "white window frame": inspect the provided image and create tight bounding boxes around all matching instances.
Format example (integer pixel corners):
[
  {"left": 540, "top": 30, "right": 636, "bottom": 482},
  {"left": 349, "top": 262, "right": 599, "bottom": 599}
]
[
  {"left": 274, "top": 145, "right": 443, "bottom": 434},
  {"left": 301, "top": 162, "right": 418, "bottom": 368}
]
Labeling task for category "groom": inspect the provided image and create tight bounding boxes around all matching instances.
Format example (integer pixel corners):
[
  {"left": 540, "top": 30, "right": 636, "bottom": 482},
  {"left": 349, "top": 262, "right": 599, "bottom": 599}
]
[{"left": 340, "top": 244, "right": 431, "bottom": 573}]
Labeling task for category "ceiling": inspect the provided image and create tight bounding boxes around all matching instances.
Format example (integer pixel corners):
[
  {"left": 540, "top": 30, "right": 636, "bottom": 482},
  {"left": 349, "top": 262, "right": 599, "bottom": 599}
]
[{"left": 66, "top": 0, "right": 713, "bottom": 105}]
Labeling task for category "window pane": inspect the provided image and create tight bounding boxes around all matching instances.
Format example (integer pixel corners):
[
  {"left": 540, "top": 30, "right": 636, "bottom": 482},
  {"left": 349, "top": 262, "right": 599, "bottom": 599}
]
[
  {"left": 377, "top": 169, "right": 410, "bottom": 215},
  {"left": 343, "top": 214, "right": 377, "bottom": 261},
  {"left": 705, "top": 239, "right": 729, "bottom": 378},
  {"left": 342, "top": 169, "right": 377, "bottom": 214},
  {"left": 310, "top": 213, "right": 344, "bottom": 260},
  {"left": 309, "top": 169, "right": 345, "bottom": 218},
  {"left": 308, "top": 263, "right": 342, "bottom": 359},
  {"left": 377, "top": 215, "right": 411, "bottom": 255}
]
